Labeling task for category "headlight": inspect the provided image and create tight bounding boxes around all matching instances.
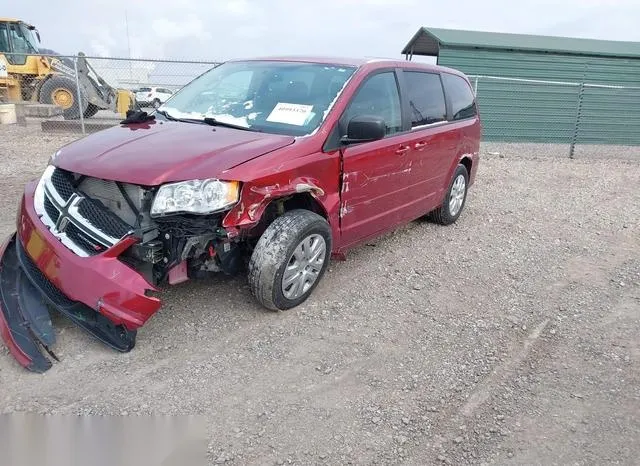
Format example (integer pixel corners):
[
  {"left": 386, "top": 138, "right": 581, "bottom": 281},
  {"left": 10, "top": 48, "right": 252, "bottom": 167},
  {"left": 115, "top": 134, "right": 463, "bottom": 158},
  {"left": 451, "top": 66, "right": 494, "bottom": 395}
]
[{"left": 151, "top": 179, "right": 240, "bottom": 216}]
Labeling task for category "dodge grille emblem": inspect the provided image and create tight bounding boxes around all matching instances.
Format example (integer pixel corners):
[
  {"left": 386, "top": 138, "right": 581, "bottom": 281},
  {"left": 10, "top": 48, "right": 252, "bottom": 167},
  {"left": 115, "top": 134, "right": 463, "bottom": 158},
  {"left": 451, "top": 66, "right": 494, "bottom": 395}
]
[{"left": 54, "top": 193, "right": 83, "bottom": 233}]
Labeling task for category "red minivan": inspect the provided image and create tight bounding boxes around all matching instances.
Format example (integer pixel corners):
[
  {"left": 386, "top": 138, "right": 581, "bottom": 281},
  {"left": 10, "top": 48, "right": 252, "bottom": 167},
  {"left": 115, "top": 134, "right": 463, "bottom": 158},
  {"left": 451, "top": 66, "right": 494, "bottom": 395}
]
[{"left": 0, "top": 56, "right": 481, "bottom": 372}]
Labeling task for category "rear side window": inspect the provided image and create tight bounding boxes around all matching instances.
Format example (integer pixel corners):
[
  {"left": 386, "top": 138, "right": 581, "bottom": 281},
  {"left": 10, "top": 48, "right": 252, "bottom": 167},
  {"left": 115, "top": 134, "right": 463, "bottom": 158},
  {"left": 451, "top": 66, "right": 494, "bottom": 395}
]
[
  {"left": 442, "top": 73, "right": 477, "bottom": 120},
  {"left": 404, "top": 71, "right": 446, "bottom": 127},
  {"left": 139, "top": 87, "right": 151, "bottom": 92}
]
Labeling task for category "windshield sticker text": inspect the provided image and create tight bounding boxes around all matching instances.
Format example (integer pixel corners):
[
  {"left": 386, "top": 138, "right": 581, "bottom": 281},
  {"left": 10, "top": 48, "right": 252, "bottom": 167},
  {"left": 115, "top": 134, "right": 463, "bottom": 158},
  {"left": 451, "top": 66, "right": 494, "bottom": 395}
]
[{"left": 266, "top": 103, "right": 314, "bottom": 126}]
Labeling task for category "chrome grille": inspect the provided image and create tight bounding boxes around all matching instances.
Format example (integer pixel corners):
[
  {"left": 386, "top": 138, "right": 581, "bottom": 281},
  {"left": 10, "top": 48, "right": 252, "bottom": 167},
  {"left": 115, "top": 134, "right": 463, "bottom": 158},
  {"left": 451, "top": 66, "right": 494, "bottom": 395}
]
[
  {"left": 50, "top": 168, "right": 74, "bottom": 201},
  {"left": 43, "top": 196, "right": 60, "bottom": 223},
  {"left": 33, "top": 166, "right": 134, "bottom": 257}
]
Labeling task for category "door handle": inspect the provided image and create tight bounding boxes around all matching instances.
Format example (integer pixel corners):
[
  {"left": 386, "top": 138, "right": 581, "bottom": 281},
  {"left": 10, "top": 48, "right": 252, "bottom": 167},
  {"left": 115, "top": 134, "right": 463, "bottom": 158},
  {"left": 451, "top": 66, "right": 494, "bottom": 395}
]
[
  {"left": 414, "top": 141, "right": 428, "bottom": 150},
  {"left": 395, "top": 145, "right": 410, "bottom": 155}
]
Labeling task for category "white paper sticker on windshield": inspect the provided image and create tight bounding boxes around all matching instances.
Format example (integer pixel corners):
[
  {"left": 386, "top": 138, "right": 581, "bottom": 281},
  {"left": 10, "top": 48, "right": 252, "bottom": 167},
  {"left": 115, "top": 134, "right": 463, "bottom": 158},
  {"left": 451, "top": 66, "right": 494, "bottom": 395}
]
[{"left": 266, "top": 103, "right": 314, "bottom": 126}]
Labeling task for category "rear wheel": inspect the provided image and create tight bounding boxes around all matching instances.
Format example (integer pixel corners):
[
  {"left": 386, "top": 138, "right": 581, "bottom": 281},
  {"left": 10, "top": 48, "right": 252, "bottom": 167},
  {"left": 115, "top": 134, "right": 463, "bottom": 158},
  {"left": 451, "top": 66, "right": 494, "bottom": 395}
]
[
  {"left": 152, "top": 98, "right": 161, "bottom": 109},
  {"left": 39, "top": 76, "right": 88, "bottom": 120},
  {"left": 248, "top": 209, "right": 332, "bottom": 311},
  {"left": 429, "top": 164, "right": 469, "bottom": 225}
]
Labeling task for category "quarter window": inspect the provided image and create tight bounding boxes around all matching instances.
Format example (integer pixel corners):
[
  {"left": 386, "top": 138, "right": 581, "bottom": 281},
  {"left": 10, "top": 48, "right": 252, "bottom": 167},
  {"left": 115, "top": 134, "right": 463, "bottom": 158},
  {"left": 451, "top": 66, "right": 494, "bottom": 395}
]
[
  {"left": 404, "top": 71, "right": 447, "bottom": 127},
  {"left": 343, "top": 71, "right": 402, "bottom": 136},
  {"left": 442, "top": 73, "right": 477, "bottom": 120}
]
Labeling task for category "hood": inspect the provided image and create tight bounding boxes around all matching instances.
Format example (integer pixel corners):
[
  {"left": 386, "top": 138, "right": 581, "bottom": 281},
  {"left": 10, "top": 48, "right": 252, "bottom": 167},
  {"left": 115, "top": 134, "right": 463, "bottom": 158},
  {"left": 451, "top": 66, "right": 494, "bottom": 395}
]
[{"left": 53, "top": 120, "right": 295, "bottom": 185}]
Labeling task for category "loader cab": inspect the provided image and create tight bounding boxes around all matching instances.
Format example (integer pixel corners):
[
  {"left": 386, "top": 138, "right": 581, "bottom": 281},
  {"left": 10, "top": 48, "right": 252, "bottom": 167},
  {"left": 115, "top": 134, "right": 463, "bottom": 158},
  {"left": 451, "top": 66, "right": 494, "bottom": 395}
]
[{"left": 0, "top": 19, "right": 40, "bottom": 66}]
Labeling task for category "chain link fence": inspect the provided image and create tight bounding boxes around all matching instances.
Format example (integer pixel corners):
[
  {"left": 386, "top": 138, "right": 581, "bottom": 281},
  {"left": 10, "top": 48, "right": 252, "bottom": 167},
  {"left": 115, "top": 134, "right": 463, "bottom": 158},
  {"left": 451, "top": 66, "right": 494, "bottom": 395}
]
[
  {"left": 1, "top": 53, "right": 639, "bottom": 159},
  {"left": 469, "top": 74, "right": 640, "bottom": 158},
  {"left": 0, "top": 53, "right": 219, "bottom": 133}
]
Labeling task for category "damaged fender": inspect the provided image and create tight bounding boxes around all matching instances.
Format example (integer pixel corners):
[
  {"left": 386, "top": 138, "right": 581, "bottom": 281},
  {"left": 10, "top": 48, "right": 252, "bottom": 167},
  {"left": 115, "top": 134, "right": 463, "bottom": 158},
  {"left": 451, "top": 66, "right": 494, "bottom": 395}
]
[{"left": 223, "top": 177, "right": 333, "bottom": 228}]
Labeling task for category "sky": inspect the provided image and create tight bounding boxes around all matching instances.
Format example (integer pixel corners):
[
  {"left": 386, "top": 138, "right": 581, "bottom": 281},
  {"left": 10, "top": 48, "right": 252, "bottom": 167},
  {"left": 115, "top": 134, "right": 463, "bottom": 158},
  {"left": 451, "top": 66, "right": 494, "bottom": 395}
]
[{"left": 6, "top": 0, "right": 640, "bottom": 62}]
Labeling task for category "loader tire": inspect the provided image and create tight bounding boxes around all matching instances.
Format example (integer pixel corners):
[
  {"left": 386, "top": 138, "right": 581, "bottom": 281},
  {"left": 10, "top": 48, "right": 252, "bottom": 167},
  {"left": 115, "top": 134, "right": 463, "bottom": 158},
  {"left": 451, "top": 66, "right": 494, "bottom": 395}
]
[{"left": 39, "top": 76, "right": 89, "bottom": 120}]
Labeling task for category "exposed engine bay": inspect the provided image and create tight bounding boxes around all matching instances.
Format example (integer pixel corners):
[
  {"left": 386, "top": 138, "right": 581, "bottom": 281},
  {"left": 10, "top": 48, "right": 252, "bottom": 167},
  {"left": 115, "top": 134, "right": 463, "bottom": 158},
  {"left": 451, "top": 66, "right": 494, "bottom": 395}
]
[{"left": 35, "top": 166, "right": 245, "bottom": 287}]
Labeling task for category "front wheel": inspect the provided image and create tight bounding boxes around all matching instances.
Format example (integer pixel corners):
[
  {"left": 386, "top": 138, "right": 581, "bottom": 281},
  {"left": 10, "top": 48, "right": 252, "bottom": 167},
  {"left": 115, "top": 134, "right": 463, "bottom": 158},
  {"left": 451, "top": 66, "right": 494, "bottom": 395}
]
[
  {"left": 153, "top": 98, "right": 161, "bottom": 109},
  {"left": 248, "top": 209, "right": 332, "bottom": 311},
  {"left": 39, "top": 76, "right": 88, "bottom": 120},
  {"left": 429, "top": 164, "right": 469, "bottom": 225}
]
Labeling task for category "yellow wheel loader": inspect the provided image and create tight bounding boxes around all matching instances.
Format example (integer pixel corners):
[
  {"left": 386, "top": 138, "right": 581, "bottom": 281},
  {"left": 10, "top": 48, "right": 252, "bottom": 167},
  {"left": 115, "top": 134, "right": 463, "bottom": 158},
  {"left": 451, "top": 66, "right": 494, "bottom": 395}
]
[{"left": 0, "top": 18, "right": 134, "bottom": 119}]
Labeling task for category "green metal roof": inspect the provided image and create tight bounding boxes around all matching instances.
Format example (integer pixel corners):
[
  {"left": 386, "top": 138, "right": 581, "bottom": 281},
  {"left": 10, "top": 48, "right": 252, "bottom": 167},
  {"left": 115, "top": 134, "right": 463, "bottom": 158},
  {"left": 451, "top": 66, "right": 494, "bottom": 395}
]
[{"left": 402, "top": 27, "right": 640, "bottom": 59}]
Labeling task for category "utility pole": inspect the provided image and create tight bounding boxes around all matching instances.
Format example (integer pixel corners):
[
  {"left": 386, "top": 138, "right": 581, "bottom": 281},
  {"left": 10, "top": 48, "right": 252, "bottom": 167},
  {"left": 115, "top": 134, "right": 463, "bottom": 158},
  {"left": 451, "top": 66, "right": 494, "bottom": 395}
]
[{"left": 125, "top": 9, "right": 133, "bottom": 80}]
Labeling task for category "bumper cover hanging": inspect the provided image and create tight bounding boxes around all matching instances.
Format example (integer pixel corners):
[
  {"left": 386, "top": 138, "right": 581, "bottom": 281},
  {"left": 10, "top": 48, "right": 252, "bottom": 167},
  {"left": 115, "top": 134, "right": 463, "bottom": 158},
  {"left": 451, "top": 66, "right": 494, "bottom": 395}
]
[{"left": 0, "top": 234, "right": 137, "bottom": 373}]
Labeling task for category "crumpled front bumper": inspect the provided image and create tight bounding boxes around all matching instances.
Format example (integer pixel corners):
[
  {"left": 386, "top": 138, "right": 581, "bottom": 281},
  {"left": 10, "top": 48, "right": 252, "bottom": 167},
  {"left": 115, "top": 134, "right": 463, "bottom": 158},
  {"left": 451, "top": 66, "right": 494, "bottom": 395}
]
[{"left": 0, "top": 182, "right": 162, "bottom": 373}]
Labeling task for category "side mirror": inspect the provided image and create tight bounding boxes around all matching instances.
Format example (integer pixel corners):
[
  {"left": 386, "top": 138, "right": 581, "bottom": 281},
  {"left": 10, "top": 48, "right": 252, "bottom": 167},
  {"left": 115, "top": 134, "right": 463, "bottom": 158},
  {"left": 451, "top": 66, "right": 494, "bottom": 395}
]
[{"left": 341, "top": 115, "right": 386, "bottom": 145}]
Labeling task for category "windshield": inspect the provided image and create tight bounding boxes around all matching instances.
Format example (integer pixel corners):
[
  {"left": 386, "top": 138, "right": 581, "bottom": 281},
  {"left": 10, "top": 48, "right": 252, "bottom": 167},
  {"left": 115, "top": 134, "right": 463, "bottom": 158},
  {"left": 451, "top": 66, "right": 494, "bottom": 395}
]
[
  {"left": 18, "top": 23, "right": 39, "bottom": 53},
  {"left": 158, "top": 60, "right": 357, "bottom": 136}
]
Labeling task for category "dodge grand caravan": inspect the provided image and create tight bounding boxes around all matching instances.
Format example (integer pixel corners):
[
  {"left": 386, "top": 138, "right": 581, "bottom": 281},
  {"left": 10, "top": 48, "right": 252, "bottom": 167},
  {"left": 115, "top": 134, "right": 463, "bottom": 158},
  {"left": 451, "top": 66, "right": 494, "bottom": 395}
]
[{"left": 0, "top": 56, "right": 481, "bottom": 372}]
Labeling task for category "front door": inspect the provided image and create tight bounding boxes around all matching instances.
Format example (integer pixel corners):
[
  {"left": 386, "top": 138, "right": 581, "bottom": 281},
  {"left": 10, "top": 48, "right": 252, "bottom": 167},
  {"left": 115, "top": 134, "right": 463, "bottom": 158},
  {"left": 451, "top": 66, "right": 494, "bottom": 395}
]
[{"left": 338, "top": 70, "right": 417, "bottom": 248}]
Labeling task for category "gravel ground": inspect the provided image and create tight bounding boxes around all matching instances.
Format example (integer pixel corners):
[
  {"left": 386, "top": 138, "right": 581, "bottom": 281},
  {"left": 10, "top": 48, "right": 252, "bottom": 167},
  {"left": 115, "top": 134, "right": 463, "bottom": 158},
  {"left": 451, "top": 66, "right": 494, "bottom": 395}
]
[{"left": 0, "top": 125, "right": 639, "bottom": 465}]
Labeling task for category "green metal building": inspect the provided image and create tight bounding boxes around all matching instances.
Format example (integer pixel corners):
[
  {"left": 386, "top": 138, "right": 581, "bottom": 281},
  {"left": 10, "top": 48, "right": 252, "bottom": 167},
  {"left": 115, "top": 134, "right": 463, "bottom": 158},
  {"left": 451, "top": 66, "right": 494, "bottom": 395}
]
[{"left": 402, "top": 27, "right": 640, "bottom": 145}]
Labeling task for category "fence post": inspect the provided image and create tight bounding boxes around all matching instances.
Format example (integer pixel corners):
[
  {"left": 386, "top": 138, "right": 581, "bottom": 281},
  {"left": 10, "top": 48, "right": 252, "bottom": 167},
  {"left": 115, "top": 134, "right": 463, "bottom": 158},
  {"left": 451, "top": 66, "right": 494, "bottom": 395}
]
[
  {"left": 474, "top": 77, "right": 479, "bottom": 96},
  {"left": 569, "top": 82, "right": 585, "bottom": 159},
  {"left": 73, "top": 56, "right": 86, "bottom": 135}
]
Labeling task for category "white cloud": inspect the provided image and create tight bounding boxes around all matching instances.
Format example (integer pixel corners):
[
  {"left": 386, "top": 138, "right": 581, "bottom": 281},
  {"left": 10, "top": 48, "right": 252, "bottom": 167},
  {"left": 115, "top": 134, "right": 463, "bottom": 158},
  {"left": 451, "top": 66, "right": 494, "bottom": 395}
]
[
  {"left": 5, "top": 0, "right": 640, "bottom": 61},
  {"left": 224, "top": 0, "right": 251, "bottom": 15},
  {"left": 151, "top": 16, "right": 211, "bottom": 41}
]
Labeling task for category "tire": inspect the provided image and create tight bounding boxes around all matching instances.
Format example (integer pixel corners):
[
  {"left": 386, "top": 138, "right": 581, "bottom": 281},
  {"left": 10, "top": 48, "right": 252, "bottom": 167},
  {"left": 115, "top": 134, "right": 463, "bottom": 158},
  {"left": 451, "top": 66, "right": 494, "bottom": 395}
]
[
  {"left": 152, "top": 98, "right": 161, "bottom": 109},
  {"left": 39, "top": 76, "right": 89, "bottom": 120},
  {"left": 248, "top": 209, "right": 332, "bottom": 311},
  {"left": 83, "top": 103, "right": 100, "bottom": 118},
  {"left": 429, "top": 164, "right": 469, "bottom": 225}
]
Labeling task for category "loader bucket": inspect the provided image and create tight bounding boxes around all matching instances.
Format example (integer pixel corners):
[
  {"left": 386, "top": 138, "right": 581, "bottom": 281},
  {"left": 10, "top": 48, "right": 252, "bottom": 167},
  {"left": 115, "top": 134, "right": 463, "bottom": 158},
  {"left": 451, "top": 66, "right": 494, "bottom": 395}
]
[{"left": 116, "top": 89, "right": 135, "bottom": 116}]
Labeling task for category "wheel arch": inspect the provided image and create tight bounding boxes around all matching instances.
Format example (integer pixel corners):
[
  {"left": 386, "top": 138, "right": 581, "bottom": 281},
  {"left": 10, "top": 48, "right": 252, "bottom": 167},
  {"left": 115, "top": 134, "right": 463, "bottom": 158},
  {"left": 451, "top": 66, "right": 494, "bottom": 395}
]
[
  {"left": 223, "top": 178, "right": 333, "bottom": 230},
  {"left": 434, "top": 150, "right": 475, "bottom": 210},
  {"left": 459, "top": 154, "right": 473, "bottom": 178}
]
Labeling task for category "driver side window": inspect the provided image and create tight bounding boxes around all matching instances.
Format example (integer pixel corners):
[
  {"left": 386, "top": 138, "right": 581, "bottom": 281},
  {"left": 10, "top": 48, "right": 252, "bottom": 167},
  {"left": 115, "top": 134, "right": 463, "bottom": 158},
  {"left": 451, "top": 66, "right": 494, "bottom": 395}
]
[
  {"left": 0, "top": 24, "right": 9, "bottom": 53},
  {"left": 343, "top": 71, "right": 402, "bottom": 136}
]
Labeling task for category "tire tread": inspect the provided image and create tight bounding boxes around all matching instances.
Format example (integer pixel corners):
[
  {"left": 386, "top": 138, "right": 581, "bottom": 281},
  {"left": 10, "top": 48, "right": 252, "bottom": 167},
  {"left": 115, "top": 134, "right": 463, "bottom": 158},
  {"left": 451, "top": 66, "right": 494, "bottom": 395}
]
[{"left": 248, "top": 209, "right": 331, "bottom": 311}]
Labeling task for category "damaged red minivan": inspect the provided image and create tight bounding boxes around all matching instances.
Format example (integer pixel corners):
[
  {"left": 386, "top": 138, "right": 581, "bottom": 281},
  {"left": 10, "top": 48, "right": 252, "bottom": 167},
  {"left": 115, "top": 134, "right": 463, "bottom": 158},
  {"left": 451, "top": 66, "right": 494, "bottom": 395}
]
[{"left": 0, "top": 56, "right": 480, "bottom": 372}]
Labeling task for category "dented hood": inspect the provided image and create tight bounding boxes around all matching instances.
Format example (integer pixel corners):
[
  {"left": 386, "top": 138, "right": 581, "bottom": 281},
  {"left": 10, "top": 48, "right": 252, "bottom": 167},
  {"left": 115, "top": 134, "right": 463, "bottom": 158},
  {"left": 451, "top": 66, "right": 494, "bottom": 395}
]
[{"left": 53, "top": 121, "right": 295, "bottom": 185}]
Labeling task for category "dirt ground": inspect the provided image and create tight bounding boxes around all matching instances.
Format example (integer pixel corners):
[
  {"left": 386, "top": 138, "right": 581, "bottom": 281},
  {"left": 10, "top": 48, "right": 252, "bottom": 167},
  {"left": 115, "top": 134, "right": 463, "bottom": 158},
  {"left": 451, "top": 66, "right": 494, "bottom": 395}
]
[{"left": 0, "top": 125, "right": 639, "bottom": 465}]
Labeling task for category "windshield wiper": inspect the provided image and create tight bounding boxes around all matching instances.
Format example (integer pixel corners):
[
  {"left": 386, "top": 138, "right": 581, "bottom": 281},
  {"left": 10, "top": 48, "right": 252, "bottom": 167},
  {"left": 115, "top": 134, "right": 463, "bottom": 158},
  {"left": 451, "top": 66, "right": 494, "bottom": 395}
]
[
  {"left": 155, "top": 110, "right": 256, "bottom": 131},
  {"left": 155, "top": 109, "right": 180, "bottom": 121},
  {"left": 202, "top": 117, "right": 256, "bottom": 132}
]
